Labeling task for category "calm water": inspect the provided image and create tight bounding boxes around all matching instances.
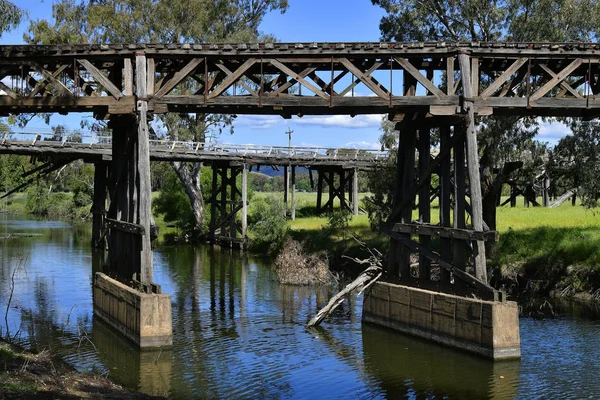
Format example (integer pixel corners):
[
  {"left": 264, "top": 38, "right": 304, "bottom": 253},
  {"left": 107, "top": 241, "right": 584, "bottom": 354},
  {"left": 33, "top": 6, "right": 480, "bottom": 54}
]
[{"left": 1, "top": 216, "right": 600, "bottom": 399}]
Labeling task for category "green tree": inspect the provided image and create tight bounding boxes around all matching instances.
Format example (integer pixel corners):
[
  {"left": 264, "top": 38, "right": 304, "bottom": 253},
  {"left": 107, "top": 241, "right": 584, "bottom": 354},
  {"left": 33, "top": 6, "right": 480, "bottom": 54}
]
[
  {"left": 26, "top": 0, "right": 288, "bottom": 235},
  {"left": 0, "top": 0, "right": 22, "bottom": 38},
  {"left": 371, "top": 0, "right": 600, "bottom": 233}
]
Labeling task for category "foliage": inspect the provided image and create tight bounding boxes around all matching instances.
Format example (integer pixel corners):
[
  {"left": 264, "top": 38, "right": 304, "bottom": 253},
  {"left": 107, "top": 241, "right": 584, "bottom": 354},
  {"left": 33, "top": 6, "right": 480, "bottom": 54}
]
[
  {"left": 152, "top": 167, "right": 198, "bottom": 234},
  {"left": 0, "top": 0, "right": 22, "bottom": 38},
  {"left": 248, "top": 196, "right": 288, "bottom": 255},
  {"left": 550, "top": 119, "right": 600, "bottom": 207},
  {"left": 370, "top": 0, "right": 600, "bottom": 233},
  {"left": 24, "top": 180, "right": 74, "bottom": 219},
  {"left": 26, "top": 0, "right": 289, "bottom": 233}
]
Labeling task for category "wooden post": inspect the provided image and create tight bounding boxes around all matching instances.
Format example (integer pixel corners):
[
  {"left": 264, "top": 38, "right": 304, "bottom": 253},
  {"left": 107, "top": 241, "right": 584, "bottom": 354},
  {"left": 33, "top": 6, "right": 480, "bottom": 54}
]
[
  {"left": 210, "top": 166, "right": 218, "bottom": 242},
  {"left": 92, "top": 162, "right": 107, "bottom": 248},
  {"left": 439, "top": 127, "right": 452, "bottom": 285},
  {"left": 136, "top": 52, "right": 153, "bottom": 283},
  {"left": 418, "top": 128, "right": 431, "bottom": 280},
  {"left": 284, "top": 165, "right": 289, "bottom": 218},
  {"left": 353, "top": 167, "right": 359, "bottom": 216},
  {"left": 316, "top": 168, "right": 323, "bottom": 214},
  {"left": 453, "top": 128, "right": 467, "bottom": 291},
  {"left": 399, "top": 127, "right": 417, "bottom": 279},
  {"left": 510, "top": 183, "right": 517, "bottom": 207},
  {"left": 291, "top": 165, "right": 296, "bottom": 220},
  {"left": 242, "top": 164, "right": 248, "bottom": 242},
  {"left": 340, "top": 168, "right": 346, "bottom": 211},
  {"left": 458, "top": 51, "right": 487, "bottom": 283}
]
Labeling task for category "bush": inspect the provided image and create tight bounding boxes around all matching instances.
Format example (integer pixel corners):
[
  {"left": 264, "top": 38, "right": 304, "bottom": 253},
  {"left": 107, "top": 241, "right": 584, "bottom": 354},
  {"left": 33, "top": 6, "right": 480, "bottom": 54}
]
[
  {"left": 248, "top": 196, "right": 288, "bottom": 255},
  {"left": 274, "top": 238, "right": 333, "bottom": 285}
]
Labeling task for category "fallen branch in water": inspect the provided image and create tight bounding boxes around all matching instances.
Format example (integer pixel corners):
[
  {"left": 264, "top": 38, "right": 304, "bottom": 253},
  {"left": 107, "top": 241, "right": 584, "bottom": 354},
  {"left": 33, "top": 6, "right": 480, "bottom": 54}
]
[{"left": 307, "top": 237, "right": 383, "bottom": 327}]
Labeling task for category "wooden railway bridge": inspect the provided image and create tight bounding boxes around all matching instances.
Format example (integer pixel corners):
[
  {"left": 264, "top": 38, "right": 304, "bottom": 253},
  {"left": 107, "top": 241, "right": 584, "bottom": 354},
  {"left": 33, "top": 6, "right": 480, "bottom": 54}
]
[
  {"left": 0, "top": 41, "right": 595, "bottom": 355},
  {"left": 0, "top": 132, "right": 387, "bottom": 246}
]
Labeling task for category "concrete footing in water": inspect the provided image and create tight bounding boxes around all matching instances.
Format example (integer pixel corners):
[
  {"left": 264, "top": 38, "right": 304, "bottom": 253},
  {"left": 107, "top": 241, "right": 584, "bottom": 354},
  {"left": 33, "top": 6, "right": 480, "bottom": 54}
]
[
  {"left": 363, "top": 282, "right": 520, "bottom": 360},
  {"left": 93, "top": 272, "right": 173, "bottom": 349}
]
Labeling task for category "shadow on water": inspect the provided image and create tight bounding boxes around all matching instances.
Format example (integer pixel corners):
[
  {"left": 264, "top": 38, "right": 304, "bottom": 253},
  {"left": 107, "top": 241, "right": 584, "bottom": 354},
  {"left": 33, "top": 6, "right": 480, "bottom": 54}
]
[{"left": 361, "top": 324, "right": 521, "bottom": 399}]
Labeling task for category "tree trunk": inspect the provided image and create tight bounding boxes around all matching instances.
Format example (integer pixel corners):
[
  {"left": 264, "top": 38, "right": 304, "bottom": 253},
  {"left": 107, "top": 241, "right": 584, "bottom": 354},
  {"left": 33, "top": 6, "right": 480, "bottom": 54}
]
[{"left": 171, "top": 161, "right": 204, "bottom": 235}]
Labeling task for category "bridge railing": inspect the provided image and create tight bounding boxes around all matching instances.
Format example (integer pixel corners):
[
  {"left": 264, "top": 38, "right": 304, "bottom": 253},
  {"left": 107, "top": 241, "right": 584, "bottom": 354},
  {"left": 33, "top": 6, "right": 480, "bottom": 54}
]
[{"left": 1, "top": 131, "right": 390, "bottom": 161}]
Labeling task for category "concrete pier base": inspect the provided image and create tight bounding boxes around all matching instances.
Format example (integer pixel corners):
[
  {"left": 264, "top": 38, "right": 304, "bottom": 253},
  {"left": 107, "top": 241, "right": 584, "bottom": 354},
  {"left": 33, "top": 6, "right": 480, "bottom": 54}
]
[
  {"left": 93, "top": 272, "right": 172, "bottom": 349},
  {"left": 363, "top": 282, "right": 520, "bottom": 360}
]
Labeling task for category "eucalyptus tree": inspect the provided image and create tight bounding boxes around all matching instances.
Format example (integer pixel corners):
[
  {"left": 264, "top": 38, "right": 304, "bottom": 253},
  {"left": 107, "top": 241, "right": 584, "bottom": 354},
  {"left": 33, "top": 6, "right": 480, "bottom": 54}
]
[
  {"left": 0, "top": 0, "right": 21, "bottom": 38},
  {"left": 26, "top": 0, "right": 288, "bottom": 236},
  {"left": 371, "top": 0, "right": 600, "bottom": 233}
]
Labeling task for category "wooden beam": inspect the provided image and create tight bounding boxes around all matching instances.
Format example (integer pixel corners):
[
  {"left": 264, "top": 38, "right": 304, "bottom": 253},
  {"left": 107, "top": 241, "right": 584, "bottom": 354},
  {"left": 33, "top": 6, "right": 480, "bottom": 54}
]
[
  {"left": 387, "top": 222, "right": 498, "bottom": 241},
  {"left": 479, "top": 58, "right": 528, "bottom": 99},
  {"left": 338, "top": 58, "right": 390, "bottom": 100},
  {"left": 105, "top": 218, "right": 144, "bottom": 235},
  {"left": 78, "top": 59, "right": 123, "bottom": 100},
  {"left": 210, "top": 58, "right": 257, "bottom": 99},
  {"left": 531, "top": 58, "right": 583, "bottom": 100},
  {"left": 269, "top": 59, "right": 329, "bottom": 100},
  {"left": 395, "top": 58, "right": 445, "bottom": 98},
  {"left": 154, "top": 58, "right": 203, "bottom": 98}
]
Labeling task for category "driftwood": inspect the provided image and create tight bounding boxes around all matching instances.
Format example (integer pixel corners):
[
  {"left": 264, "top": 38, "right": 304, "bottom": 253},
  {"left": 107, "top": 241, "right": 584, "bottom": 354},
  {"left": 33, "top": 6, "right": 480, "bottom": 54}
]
[{"left": 307, "top": 237, "right": 383, "bottom": 327}]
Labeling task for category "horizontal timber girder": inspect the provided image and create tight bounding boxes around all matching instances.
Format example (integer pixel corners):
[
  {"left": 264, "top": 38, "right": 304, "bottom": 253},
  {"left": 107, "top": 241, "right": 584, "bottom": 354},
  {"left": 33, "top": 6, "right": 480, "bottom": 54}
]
[{"left": 2, "top": 42, "right": 600, "bottom": 117}]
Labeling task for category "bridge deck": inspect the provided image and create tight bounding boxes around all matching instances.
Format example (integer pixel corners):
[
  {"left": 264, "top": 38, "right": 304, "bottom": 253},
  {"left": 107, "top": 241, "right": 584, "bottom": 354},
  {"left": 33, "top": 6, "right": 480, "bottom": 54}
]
[
  {"left": 0, "top": 132, "right": 388, "bottom": 168},
  {"left": 0, "top": 42, "right": 598, "bottom": 118}
]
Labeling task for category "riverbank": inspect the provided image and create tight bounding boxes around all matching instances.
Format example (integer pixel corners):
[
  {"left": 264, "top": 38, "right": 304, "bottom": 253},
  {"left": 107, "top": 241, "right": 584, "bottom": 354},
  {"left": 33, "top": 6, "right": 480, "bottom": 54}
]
[{"left": 0, "top": 339, "right": 165, "bottom": 399}]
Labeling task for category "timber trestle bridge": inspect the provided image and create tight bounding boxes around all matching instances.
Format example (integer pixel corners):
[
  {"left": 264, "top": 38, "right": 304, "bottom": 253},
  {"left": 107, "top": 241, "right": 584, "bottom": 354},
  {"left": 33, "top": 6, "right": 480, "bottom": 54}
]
[
  {"left": 0, "top": 131, "right": 387, "bottom": 244},
  {"left": 3, "top": 41, "right": 593, "bottom": 356}
]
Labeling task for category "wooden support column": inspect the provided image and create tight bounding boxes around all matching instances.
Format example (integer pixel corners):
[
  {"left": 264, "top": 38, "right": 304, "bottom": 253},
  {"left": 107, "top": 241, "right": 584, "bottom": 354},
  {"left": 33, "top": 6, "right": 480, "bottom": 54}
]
[
  {"left": 453, "top": 127, "right": 467, "bottom": 291},
  {"left": 242, "top": 164, "right": 248, "bottom": 243},
  {"left": 353, "top": 167, "right": 359, "bottom": 216},
  {"left": 92, "top": 162, "right": 107, "bottom": 248},
  {"left": 284, "top": 165, "right": 289, "bottom": 218},
  {"left": 510, "top": 183, "right": 517, "bottom": 207},
  {"left": 209, "top": 166, "right": 218, "bottom": 241},
  {"left": 399, "top": 126, "right": 417, "bottom": 279},
  {"left": 291, "top": 165, "right": 296, "bottom": 220},
  {"left": 458, "top": 51, "right": 487, "bottom": 283},
  {"left": 136, "top": 52, "right": 153, "bottom": 283},
  {"left": 439, "top": 127, "right": 452, "bottom": 285},
  {"left": 316, "top": 168, "right": 323, "bottom": 214},
  {"left": 339, "top": 168, "right": 347, "bottom": 211},
  {"left": 418, "top": 128, "right": 431, "bottom": 280}
]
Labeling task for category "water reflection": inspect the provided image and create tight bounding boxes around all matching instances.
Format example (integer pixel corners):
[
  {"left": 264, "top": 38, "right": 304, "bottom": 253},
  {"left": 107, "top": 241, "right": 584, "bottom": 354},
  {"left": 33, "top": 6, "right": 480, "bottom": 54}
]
[
  {"left": 362, "top": 324, "right": 520, "bottom": 399},
  {"left": 93, "top": 318, "right": 172, "bottom": 397},
  {"left": 2, "top": 216, "right": 600, "bottom": 399}
]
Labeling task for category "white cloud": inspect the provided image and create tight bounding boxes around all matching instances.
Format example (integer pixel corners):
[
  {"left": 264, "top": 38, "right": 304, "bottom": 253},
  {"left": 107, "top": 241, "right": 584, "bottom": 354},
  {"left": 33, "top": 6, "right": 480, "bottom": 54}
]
[
  {"left": 292, "top": 114, "right": 384, "bottom": 129},
  {"left": 537, "top": 121, "right": 570, "bottom": 145},
  {"left": 234, "top": 115, "right": 285, "bottom": 130},
  {"left": 342, "top": 140, "right": 381, "bottom": 150}
]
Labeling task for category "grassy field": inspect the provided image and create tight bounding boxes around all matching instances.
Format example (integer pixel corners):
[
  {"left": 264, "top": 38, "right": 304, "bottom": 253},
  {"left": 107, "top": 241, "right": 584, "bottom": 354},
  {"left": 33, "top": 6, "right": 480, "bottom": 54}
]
[{"left": 255, "top": 191, "right": 600, "bottom": 295}]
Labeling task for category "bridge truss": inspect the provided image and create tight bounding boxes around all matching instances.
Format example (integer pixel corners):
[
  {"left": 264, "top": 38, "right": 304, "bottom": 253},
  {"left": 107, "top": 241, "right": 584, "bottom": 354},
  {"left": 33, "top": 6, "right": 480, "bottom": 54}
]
[{"left": 2, "top": 41, "right": 593, "bottom": 300}]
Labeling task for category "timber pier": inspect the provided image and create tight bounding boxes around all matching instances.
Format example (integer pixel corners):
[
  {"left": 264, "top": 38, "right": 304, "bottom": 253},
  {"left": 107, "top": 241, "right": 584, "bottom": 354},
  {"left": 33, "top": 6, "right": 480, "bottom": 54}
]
[{"left": 3, "top": 40, "right": 595, "bottom": 357}]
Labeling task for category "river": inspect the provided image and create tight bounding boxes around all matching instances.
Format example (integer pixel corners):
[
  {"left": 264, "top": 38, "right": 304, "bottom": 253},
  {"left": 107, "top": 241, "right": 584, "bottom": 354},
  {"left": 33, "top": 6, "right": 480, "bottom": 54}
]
[{"left": 1, "top": 215, "right": 599, "bottom": 399}]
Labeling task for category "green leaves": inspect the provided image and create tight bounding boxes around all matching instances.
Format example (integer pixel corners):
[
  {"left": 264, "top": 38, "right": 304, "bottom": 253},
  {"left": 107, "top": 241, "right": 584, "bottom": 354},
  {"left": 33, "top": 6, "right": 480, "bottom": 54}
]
[{"left": 0, "top": 0, "right": 22, "bottom": 38}]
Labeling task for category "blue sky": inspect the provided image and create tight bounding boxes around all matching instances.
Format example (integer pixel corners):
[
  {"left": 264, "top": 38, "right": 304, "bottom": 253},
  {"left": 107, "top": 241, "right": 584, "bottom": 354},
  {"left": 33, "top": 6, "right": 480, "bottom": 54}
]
[{"left": 2, "top": 0, "right": 568, "bottom": 147}]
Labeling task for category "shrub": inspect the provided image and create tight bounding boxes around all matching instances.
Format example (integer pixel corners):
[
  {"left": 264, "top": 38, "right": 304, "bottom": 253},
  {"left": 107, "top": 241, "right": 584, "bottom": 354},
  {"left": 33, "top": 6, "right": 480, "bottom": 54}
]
[{"left": 248, "top": 196, "right": 288, "bottom": 255}]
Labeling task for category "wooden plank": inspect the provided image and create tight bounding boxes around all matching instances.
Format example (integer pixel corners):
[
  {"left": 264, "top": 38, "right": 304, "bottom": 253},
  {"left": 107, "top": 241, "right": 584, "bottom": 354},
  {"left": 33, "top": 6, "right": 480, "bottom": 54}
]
[
  {"left": 78, "top": 59, "right": 123, "bottom": 99},
  {"left": 0, "top": 81, "right": 18, "bottom": 99},
  {"left": 28, "top": 64, "right": 68, "bottom": 98},
  {"left": 242, "top": 164, "right": 248, "bottom": 239},
  {"left": 105, "top": 218, "right": 144, "bottom": 235},
  {"left": 458, "top": 53, "right": 487, "bottom": 283},
  {"left": 154, "top": 58, "right": 203, "bottom": 98},
  {"left": 209, "top": 58, "right": 257, "bottom": 99},
  {"left": 338, "top": 62, "right": 383, "bottom": 96},
  {"left": 453, "top": 130, "right": 467, "bottom": 284},
  {"left": 399, "top": 127, "right": 417, "bottom": 278},
  {"left": 395, "top": 58, "right": 445, "bottom": 98},
  {"left": 479, "top": 58, "right": 528, "bottom": 99},
  {"left": 146, "top": 58, "right": 155, "bottom": 96},
  {"left": 472, "top": 57, "right": 479, "bottom": 96},
  {"left": 531, "top": 58, "right": 583, "bottom": 100},
  {"left": 388, "top": 222, "right": 498, "bottom": 241}
]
